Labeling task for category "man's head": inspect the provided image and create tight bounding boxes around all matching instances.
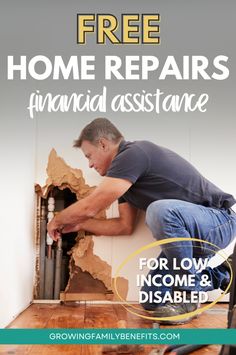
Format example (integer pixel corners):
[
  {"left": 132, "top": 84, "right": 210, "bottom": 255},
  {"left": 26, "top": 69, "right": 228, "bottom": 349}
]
[{"left": 74, "top": 118, "right": 123, "bottom": 176}]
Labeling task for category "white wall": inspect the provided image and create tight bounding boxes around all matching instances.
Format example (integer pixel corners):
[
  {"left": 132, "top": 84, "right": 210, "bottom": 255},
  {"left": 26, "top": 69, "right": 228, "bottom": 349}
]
[
  {"left": 0, "top": 2, "right": 39, "bottom": 328},
  {"left": 0, "top": 116, "right": 36, "bottom": 328}
]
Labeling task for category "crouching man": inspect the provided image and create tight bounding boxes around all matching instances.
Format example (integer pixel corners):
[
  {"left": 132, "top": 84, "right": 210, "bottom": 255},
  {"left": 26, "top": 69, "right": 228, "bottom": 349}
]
[{"left": 47, "top": 118, "right": 236, "bottom": 324}]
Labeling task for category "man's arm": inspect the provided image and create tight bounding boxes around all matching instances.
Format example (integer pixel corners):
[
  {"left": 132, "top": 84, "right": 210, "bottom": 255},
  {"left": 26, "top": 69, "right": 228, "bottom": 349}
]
[
  {"left": 47, "top": 176, "right": 132, "bottom": 239},
  {"left": 61, "top": 202, "right": 138, "bottom": 236}
]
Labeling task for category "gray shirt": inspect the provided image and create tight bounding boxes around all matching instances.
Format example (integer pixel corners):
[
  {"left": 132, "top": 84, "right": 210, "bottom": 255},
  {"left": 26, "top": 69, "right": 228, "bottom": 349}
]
[{"left": 106, "top": 140, "right": 235, "bottom": 211}]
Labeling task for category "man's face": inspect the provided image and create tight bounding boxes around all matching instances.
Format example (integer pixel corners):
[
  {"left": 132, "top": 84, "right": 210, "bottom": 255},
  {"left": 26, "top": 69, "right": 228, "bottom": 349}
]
[{"left": 81, "top": 140, "right": 112, "bottom": 176}]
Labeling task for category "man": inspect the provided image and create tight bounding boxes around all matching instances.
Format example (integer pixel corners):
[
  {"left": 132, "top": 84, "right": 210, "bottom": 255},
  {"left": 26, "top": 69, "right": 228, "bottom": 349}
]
[{"left": 47, "top": 118, "right": 236, "bottom": 324}]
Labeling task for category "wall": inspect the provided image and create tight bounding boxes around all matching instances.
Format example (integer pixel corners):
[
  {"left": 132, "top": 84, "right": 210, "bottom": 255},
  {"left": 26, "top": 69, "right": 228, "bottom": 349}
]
[
  {"left": 0, "top": 106, "right": 36, "bottom": 328},
  {"left": 0, "top": 5, "right": 37, "bottom": 328}
]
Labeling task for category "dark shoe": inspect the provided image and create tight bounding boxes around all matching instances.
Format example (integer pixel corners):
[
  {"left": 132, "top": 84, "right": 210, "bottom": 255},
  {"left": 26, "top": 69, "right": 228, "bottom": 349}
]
[
  {"left": 153, "top": 301, "right": 199, "bottom": 325},
  {"left": 220, "top": 254, "right": 233, "bottom": 293}
]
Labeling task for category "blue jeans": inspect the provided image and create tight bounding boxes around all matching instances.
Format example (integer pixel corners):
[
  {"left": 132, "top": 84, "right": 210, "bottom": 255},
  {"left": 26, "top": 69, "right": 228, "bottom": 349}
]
[{"left": 142, "top": 199, "right": 236, "bottom": 310}]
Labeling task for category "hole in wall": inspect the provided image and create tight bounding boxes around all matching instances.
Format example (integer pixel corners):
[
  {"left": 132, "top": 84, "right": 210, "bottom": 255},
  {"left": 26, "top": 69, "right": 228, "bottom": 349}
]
[{"left": 39, "top": 187, "right": 78, "bottom": 300}]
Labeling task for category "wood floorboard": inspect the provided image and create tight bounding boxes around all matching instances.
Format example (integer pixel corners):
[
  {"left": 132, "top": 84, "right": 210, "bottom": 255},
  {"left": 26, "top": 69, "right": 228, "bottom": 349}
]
[
  {"left": 6, "top": 304, "right": 57, "bottom": 329},
  {"left": 112, "top": 304, "right": 154, "bottom": 328},
  {"left": 29, "top": 345, "right": 82, "bottom": 355},
  {"left": 84, "top": 304, "right": 118, "bottom": 328},
  {"left": 0, "top": 303, "right": 228, "bottom": 355},
  {"left": 46, "top": 304, "right": 85, "bottom": 328}
]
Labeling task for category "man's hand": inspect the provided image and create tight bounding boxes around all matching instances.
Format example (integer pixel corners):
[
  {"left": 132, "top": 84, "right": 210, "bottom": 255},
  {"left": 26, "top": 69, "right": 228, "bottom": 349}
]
[
  {"left": 61, "top": 223, "right": 83, "bottom": 234},
  {"left": 47, "top": 217, "right": 62, "bottom": 241},
  {"left": 46, "top": 176, "right": 133, "bottom": 239},
  {"left": 47, "top": 217, "right": 84, "bottom": 240}
]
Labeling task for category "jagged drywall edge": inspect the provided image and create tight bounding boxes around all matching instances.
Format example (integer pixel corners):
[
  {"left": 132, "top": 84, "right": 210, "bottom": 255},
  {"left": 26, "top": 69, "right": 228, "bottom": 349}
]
[{"left": 35, "top": 148, "right": 128, "bottom": 300}]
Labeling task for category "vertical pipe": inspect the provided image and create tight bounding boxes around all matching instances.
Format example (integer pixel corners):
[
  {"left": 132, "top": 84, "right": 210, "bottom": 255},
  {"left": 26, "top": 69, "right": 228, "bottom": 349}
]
[
  {"left": 44, "top": 193, "right": 55, "bottom": 299},
  {"left": 60, "top": 256, "right": 68, "bottom": 291},
  {"left": 39, "top": 203, "right": 46, "bottom": 299},
  {"left": 34, "top": 193, "right": 41, "bottom": 299},
  {"left": 54, "top": 237, "right": 63, "bottom": 299},
  {"left": 44, "top": 249, "right": 55, "bottom": 299}
]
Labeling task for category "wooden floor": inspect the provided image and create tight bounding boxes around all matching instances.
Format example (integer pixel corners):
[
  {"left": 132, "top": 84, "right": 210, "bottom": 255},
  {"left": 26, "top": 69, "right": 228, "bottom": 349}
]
[{"left": 0, "top": 302, "right": 228, "bottom": 355}]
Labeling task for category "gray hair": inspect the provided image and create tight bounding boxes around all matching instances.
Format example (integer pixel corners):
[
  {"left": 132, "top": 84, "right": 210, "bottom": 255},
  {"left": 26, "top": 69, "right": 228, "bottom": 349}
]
[{"left": 73, "top": 118, "right": 123, "bottom": 147}]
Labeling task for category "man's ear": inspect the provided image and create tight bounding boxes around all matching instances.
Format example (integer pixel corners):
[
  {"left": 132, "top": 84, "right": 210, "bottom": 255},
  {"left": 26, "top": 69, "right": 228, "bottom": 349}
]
[{"left": 98, "top": 138, "right": 109, "bottom": 151}]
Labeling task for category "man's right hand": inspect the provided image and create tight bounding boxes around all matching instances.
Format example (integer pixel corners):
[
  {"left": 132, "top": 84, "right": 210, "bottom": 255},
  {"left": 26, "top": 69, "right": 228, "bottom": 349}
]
[
  {"left": 61, "top": 223, "right": 84, "bottom": 234},
  {"left": 47, "top": 217, "right": 62, "bottom": 241}
]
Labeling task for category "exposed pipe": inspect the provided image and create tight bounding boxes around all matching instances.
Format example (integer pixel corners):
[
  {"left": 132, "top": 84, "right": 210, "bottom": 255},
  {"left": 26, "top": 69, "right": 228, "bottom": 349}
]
[
  {"left": 44, "top": 194, "right": 55, "bottom": 299},
  {"left": 44, "top": 249, "right": 54, "bottom": 299},
  {"left": 47, "top": 195, "right": 55, "bottom": 258},
  {"left": 39, "top": 202, "right": 46, "bottom": 299},
  {"left": 54, "top": 236, "right": 63, "bottom": 299}
]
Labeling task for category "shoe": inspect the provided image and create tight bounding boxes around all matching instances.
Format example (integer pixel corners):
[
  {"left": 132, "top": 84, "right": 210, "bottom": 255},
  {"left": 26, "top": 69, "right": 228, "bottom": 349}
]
[
  {"left": 220, "top": 254, "right": 233, "bottom": 293},
  {"left": 153, "top": 300, "right": 199, "bottom": 325}
]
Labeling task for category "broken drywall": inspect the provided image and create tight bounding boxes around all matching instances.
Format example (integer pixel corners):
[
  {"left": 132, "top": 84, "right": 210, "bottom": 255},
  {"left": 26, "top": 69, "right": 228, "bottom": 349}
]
[
  {"left": 35, "top": 149, "right": 128, "bottom": 301},
  {"left": 67, "top": 233, "right": 128, "bottom": 300},
  {"left": 35, "top": 148, "right": 94, "bottom": 200}
]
